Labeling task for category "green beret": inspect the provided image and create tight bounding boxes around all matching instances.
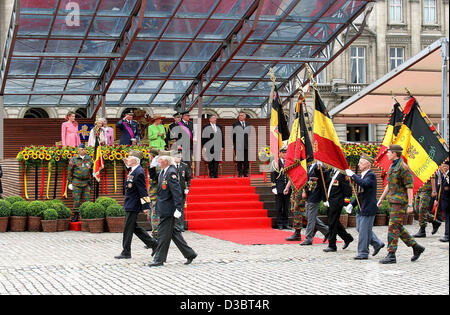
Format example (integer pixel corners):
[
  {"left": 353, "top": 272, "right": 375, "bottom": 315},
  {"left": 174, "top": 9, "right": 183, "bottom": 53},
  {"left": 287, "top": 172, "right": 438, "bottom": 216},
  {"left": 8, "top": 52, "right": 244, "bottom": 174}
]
[{"left": 388, "top": 144, "right": 403, "bottom": 153}]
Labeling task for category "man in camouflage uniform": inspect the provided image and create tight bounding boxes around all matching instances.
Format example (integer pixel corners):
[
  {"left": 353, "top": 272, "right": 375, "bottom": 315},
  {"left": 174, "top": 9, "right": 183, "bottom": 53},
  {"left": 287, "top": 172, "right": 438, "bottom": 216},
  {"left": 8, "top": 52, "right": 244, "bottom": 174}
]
[
  {"left": 377, "top": 144, "right": 425, "bottom": 264},
  {"left": 148, "top": 149, "right": 161, "bottom": 238},
  {"left": 413, "top": 176, "right": 441, "bottom": 238},
  {"left": 68, "top": 143, "right": 93, "bottom": 222},
  {"left": 284, "top": 182, "right": 306, "bottom": 241}
]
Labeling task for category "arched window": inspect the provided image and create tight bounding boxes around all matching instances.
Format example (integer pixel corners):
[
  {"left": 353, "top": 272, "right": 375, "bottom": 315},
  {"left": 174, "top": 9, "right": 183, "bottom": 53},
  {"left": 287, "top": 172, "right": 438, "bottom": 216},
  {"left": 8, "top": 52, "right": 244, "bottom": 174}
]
[
  {"left": 75, "top": 108, "right": 87, "bottom": 118},
  {"left": 24, "top": 108, "right": 49, "bottom": 118}
]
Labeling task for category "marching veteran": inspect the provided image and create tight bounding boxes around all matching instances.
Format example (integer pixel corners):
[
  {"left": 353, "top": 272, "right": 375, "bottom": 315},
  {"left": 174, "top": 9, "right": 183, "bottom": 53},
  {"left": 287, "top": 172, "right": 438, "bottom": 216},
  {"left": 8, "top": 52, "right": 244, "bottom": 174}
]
[
  {"left": 376, "top": 144, "right": 425, "bottom": 264},
  {"left": 68, "top": 143, "right": 93, "bottom": 222},
  {"left": 115, "top": 150, "right": 158, "bottom": 259}
]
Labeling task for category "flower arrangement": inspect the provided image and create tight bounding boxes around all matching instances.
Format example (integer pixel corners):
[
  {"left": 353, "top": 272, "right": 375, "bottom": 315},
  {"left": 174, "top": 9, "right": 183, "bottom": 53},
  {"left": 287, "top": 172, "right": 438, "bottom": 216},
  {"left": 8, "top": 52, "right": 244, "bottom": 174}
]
[
  {"left": 16, "top": 145, "right": 153, "bottom": 168},
  {"left": 342, "top": 143, "right": 380, "bottom": 167},
  {"left": 257, "top": 146, "right": 274, "bottom": 165}
]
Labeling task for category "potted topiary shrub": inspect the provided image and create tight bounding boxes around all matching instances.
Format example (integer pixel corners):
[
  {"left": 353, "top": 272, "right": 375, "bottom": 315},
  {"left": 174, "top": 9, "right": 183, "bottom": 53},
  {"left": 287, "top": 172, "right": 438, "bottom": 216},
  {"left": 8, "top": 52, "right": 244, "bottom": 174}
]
[
  {"left": 0, "top": 200, "right": 11, "bottom": 232},
  {"left": 41, "top": 208, "right": 58, "bottom": 232},
  {"left": 105, "top": 204, "right": 126, "bottom": 233},
  {"left": 83, "top": 203, "right": 105, "bottom": 233},
  {"left": 79, "top": 201, "right": 95, "bottom": 232},
  {"left": 10, "top": 201, "right": 28, "bottom": 232},
  {"left": 375, "top": 200, "right": 389, "bottom": 226},
  {"left": 5, "top": 196, "right": 24, "bottom": 205},
  {"left": 26, "top": 201, "right": 47, "bottom": 232},
  {"left": 95, "top": 196, "right": 119, "bottom": 210},
  {"left": 50, "top": 201, "right": 72, "bottom": 231}
]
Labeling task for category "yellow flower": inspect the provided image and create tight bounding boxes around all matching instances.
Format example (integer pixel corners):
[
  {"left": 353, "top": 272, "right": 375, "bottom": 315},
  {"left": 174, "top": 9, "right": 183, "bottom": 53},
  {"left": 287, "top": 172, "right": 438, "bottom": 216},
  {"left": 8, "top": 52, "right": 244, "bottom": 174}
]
[
  {"left": 39, "top": 154, "right": 45, "bottom": 160},
  {"left": 115, "top": 153, "right": 123, "bottom": 160},
  {"left": 23, "top": 154, "right": 30, "bottom": 161},
  {"left": 32, "top": 153, "right": 38, "bottom": 159},
  {"left": 55, "top": 156, "right": 60, "bottom": 162},
  {"left": 45, "top": 155, "right": 51, "bottom": 160},
  {"left": 108, "top": 155, "right": 115, "bottom": 161}
]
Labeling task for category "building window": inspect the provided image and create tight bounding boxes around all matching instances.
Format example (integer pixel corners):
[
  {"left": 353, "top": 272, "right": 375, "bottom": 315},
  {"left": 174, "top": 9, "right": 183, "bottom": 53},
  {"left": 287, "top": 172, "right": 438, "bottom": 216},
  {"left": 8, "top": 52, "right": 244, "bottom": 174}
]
[
  {"left": 389, "top": 0, "right": 403, "bottom": 23},
  {"left": 423, "top": 0, "right": 436, "bottom": 24},
  {"left": 316, "top": 69, "right": 326, "bottom": 84},
  {"left": 346, "top": 125, "right": 368, "bottom": 142},
  {"left": 350, "top": 47, "right": 366, "bottom": 84},
  {"left": 389, "top": 47, "right": 404, "bottom": 70},
  {"left": 24, "top": 108, "right": 49, "bottom": 118}
]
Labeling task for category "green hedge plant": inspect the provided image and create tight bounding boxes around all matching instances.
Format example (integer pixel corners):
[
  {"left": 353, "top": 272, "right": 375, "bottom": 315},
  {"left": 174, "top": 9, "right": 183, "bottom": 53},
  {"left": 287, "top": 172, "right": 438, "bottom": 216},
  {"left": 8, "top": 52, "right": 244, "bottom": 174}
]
[
  {"left": 95, "top": 197, "right": 119, "bottom": 210},
  {"left": 26, "top": 201, "right": 47, "bottom": 217},
  {"left": 0, "top": 200, "right": 11, "bottom": 217},
  {"left": 43, "top": 209, "right": 58, "bottom": 221},
  {"left": 106, "top": 204, "right": 125, "bottom": 217},
  {"left": 5, "top": 196, "right": 24, "bottom": 205},
  {"left": 11, "top": 201, "right": 28, "bottom": 217},
  {"left": 79, "top": 201, "right": 95, "bottom": 219},
  {"left": 83, "top": 203, "right": 105, "bottom": 219}
]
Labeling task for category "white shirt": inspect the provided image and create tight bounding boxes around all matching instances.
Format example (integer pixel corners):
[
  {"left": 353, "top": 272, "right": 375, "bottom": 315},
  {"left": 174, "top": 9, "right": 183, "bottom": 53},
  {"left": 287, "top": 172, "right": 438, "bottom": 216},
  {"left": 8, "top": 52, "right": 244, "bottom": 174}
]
[
  {"left": 130, "top": 164, "right": 139, "bottom": 174},
  {"left": 360, "top": 169, "right": 369, "bottom": 179},
  {"left": 211, "top": 123, "right": 217, "bottom": 132}
]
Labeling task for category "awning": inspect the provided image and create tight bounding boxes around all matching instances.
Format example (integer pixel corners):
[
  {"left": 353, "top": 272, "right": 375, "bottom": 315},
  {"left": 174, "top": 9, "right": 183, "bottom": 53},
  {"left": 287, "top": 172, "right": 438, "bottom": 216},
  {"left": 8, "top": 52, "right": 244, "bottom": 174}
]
[
  {"left": 0, "top": 0, "right": 374, "bottom": 116},
  {"left": 329, "top": 37, "right": 449, "bottom": 125}
]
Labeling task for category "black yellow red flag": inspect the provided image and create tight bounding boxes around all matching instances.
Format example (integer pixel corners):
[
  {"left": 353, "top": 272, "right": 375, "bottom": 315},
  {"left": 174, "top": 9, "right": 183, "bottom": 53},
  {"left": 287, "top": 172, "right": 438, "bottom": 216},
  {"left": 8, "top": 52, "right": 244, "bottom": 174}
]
[{"left": 270, "top": 88, "right": 290, "bottom": 169}]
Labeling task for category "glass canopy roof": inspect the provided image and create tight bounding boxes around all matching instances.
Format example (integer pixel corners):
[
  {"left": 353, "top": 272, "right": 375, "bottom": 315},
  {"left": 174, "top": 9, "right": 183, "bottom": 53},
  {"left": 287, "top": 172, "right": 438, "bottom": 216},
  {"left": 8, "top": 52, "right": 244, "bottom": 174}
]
[{"left": 1, "top": 0, "right": 373, "bottom": 114}]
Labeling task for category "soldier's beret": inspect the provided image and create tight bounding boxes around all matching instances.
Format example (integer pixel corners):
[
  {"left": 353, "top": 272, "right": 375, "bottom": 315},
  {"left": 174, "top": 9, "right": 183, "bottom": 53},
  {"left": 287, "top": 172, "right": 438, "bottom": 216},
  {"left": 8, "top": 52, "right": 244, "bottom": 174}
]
[
  {"left": 149, "top": 148, "right": 160, "bottom": 156},
  {"left": 128, "top": 150, "right": 143, "bottom": 160},
  {"left": 360, "top": 153, "right": 374, "bottom": 164},
  {"left": 388, "top": 144, "right": 403, "bottom": 153}
]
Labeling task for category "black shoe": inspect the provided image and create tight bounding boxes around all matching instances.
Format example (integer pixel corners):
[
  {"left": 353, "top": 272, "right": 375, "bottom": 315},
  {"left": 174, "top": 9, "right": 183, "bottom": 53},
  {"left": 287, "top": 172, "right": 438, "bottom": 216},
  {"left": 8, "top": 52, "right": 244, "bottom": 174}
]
[
  {"left": 414, "top": 226, "right": 426, "bottom": 238},
  {"left": 354, "top": 256, "right": 368, "bottom": 260},
  {"left": 322, "top": 232, "right": 329, "bottom": 243},
  {"left": 300, "top": 240, "right": 313, "bottom": 246},
  {"left": 148, "top": 262, "right": 164, "bottom": 267},
  {"left": 282, "top": 225, "right": 290, "bottom": 230},
  {"left": 372, "top": 243, "right": 385, "bottom": 257},
  {"left": 342, "top": 237, "right": 353, "bottom": 250},
  {"left": 114, "top": 254, "right": 131, "bottom": 259},
  {"left": 71, "top": 211, "right": 80, "bottom": 222},
  {"left": 379, "top": 252, "right": 396, "bottom": 264},
  {"left": 431, "top": 221, "right": 441, "bottom": 235},
  {"left": 411, "top": 244, "right": 425, "bottom": 262},
  {"left": 439, "top": 237, "right": 449, "bottom": 242},
  {"left": 286, "top": 230, "right": 302, "bottom": 241},
  {"left": 277, "top": 225, "right": 283, "bottom": 230},
  {"left": 144, "top": 244, "right": 158, "bottom": 257},
  {"left": 185, "top": 253, "right": 197, "bottom": 265},
  {"left": 323, "top": 247, "right": 337, "bottom": 252}
]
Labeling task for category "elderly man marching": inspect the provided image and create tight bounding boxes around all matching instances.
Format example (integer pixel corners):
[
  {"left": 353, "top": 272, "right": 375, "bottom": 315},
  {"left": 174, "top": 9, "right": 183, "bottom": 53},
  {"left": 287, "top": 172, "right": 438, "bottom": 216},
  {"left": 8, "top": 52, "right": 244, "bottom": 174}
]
[
  {"left": 114, "top": 150, "right": 158, "bottom": 259},
  {"left": 345, "top": 154, "right": 385, "bottom": 260},
  {"left": 377, "top": 144, "right": 425, "bottom": 264}
]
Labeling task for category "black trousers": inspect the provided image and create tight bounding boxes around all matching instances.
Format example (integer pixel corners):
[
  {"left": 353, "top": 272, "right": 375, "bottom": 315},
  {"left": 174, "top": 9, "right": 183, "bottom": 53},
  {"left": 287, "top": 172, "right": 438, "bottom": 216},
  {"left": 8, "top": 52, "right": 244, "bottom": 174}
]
[
  {"left": 153, "top": 216, "right": 196, "bottom": 263},
  {"left": 208, "top": 160, "right": 219, "bottom": 178},
  {"left": 276, "top": 192, "right": 291, "bottom": 227},
  {"left": 236, "top": 149, "right": 249, "bottom": 177},
  {"left": 327, "top": 201, "right": 353, "bottom": 249},
  {"left": 121, "top": 211, "right": 157, "bottom": 256}
]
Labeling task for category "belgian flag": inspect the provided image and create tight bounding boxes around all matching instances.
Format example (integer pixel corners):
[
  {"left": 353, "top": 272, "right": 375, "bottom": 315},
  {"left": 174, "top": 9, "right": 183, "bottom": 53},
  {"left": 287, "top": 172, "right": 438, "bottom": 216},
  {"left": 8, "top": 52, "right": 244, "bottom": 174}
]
[
  {"left": 375, "top": 101, "right": 404, "bottom": 174},
  {"left": 393, "top": 97, "right": 448, "bottom": 193},
  {"left": 93, "top": 145, "right": 104, "bottom": 182},
  {"left": 284, "top": 93, "right": 312, "bottom": 191},
  {"left": 270, "top": 88, "right": 290, "bottom": 169},
  {"left": 312, "top": 89, "right": 349, "bottom": 171}
]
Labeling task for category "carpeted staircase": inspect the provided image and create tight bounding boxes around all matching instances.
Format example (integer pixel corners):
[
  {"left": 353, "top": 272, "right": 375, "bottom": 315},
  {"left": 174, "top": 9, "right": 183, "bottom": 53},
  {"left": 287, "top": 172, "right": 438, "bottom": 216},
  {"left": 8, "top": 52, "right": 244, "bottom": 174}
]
[{"left": 185, "top": 177, "right": 272, "bottom": 230}]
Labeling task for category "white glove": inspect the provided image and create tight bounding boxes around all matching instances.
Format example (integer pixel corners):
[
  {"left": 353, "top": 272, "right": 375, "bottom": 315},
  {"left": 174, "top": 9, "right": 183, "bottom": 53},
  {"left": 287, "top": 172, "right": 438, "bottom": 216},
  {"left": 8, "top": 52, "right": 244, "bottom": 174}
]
[
  {"left": 184, "top": 189, "right": 189, "bottom": 195},
  {"left": 344, "top": 204, "right": 353, "bottom": 214},
  {"left": 68, "top": 184, "right": 73, "bottom": 191},
  {"left": 323, "top": 201, "right": 330, "bottom": 207},
  {"left": 345, "top": 169, "right": 355, "bottom": 177},
  {"left": 272, "top": 188, "right": 277, "bottom": 195},
  {"left": 316, "top": 161, "right": 323, "bottom": 167},
  {"left": 174, "top": 210, "right": 182, "bottom": 218}
]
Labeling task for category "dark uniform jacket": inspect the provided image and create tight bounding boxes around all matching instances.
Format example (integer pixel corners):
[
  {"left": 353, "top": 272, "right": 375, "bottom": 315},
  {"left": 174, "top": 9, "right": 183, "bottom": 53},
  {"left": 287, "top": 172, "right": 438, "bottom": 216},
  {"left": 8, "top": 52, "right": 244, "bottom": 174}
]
[
  {"left": 116, "top": 119, "right": 140, "bottom": 145},
  {"left": 0, "top": 165, "right": 3, "bottom": 194},
  {"left": 437, "top": 170, "right": 449, "bottom": 210},
  {"left": 350, "top": 170, "right": 378, "bottom": 216},
  {"left": 325, "top": 170, "right": 352, "bottom": 207},
  {"left": 123, "top": 165, "right": 151, "bottom": 212},
  {"left": 306, "top": 163, "right": 326, "bottom": 203},
  {"left": 271, "top": 159, "right": 290, "bottom": 194},
  {"left": 176, "top": 162, "right": 191, "bottom": 191},
  {"left": 156, "top": 165, "right": 183, "bottom": 218}
]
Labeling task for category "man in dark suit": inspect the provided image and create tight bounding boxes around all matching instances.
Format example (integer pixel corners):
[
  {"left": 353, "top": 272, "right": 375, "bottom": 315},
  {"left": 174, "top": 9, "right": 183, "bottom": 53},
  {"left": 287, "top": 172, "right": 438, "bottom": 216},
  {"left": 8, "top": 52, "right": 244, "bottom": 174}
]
[
  {"left": 0, "top": 164, "right": 3, "bottom": 199},
  {"left": 173, "top": 151, "right": 191, "bottom": 232},
  {"left": 116, "top": 110, "right": 140, "bottom": 145},
  {"left": 437, "top": 161, "right": 449, "bottom": 242},
  {"left": 149, "top": 154, "right": 197, "bottom": 267},
  {"left": 176, "top": 111, "right": 194, "bottom": 171},
  {"left": 202, "top": 114, "right": 224, "bottom": 178},
  {"left": 167, "top": 112, "right": 182, "bottom": 150},
  {"left": 323, "top": 169, "right": 354, "bottom": 252},
  {"left": 345, "top": 154, "right": 385, "bottom": 259},
  {"left": 232, "top": 111, "right": 251, "bottom": 177},
  {"left": 271, "top": 147, "right": 291, "bottom": 229},
  {"left": 115, "top": 150, "right": 158, "bottom": 259}
]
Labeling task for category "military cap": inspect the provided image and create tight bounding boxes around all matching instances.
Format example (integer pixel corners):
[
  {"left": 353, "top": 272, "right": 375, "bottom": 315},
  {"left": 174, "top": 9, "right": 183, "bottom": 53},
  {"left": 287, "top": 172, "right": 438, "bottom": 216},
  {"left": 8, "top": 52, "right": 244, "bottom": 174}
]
[
  {"left": 388, "top": 144, "right": 403, "bottom": 152},
  {"left": 360, "top": 153, "right": 374, "bottom": 164},
  {"left": 173, "top": 112, "right": 181, "bottom": 118},
  {"left": 170, "top": 150, "right": 182, "bottom": 158},
  {"left": 123, "top": 109, "right": 135, "bottom": 116},
  {"left": 279, "top": 147, "right": 287, "bottom": 153},
  {"left": 128, "top": 150, "right": 143, "bottom": 160},
  {"left": 149, "top": 148, "right": 160, "bottom": 156},
  {"left": 158, "top": 150, "right": 171, "bottom": 156},
  {"left": 180, "top": 110, "right": 190, "bottom": 116}
]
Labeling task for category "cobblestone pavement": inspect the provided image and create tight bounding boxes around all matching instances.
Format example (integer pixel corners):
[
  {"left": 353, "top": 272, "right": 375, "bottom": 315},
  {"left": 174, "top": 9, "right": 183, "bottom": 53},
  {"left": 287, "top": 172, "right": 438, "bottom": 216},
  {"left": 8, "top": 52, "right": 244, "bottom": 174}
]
[{"left": 0, "top": 221, "right": 448, "bottom": 295}]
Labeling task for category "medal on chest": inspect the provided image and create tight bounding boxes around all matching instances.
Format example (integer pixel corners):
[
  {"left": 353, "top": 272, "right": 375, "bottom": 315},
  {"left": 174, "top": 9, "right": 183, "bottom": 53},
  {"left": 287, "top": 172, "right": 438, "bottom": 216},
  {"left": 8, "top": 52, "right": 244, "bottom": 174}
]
[
  {"left": 162, "top": 179, "right": 167, "bottom": 190},
  {"left": 126, "top": 175, "right": 134, "bottom": 189}
]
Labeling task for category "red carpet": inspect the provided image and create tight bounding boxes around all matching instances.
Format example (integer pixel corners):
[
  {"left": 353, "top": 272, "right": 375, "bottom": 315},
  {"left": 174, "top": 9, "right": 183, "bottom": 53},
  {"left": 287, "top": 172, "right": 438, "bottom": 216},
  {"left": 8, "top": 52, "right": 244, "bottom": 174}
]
[
  {"left": 191, "top": 228, "right": 329, "bottom": 245},
  {"left": 186, "top": 177, "right": 329, "bottom": 245}
]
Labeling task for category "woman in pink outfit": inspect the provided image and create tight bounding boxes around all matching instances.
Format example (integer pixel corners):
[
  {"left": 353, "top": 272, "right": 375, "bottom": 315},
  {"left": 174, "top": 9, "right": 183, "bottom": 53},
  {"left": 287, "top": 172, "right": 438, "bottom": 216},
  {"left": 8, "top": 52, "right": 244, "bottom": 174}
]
[{"left": 61, "top": 111, "right": 80, "bottom": 147}]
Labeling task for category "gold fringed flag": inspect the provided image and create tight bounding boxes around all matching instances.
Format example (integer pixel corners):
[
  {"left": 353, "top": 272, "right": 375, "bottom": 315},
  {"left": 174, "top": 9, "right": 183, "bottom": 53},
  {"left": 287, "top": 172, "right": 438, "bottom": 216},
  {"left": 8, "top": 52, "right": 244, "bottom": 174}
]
[
  {"left": 375, "top": 101, "right": 404, "bottom": 174},
  {"left": 312, "top": 89, "right": 348, "bottom": 171},
  {"left": 270, "top": 88, "right": 290, "bottom": 170},
  {"left": 93, "top": 145, "right": 104, "bottom": 182},
  {"left": 393, "top": 97, "right": 448, "bottom": 193},
  {"left": 284, "top": 92, "right": 312, "bottom": 191}
]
